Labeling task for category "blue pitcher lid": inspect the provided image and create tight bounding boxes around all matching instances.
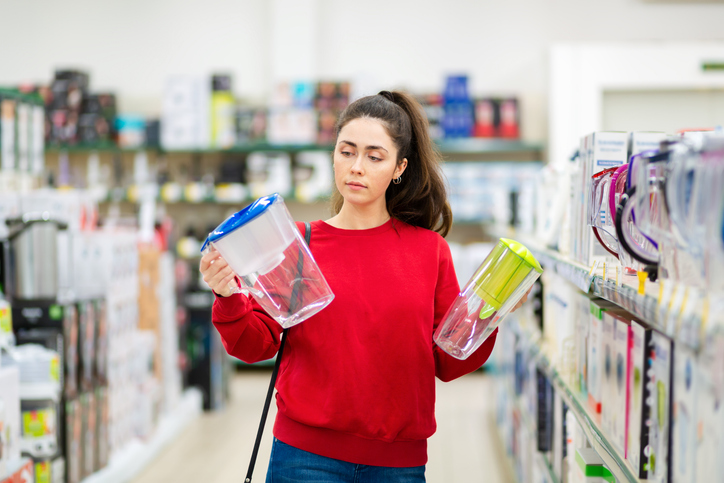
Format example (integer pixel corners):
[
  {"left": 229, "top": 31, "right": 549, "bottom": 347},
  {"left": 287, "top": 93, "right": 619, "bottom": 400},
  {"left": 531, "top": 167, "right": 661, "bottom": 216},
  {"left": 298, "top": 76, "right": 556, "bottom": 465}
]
[{"left": 200, "top": 193, "right": 282, "bottom": 252}]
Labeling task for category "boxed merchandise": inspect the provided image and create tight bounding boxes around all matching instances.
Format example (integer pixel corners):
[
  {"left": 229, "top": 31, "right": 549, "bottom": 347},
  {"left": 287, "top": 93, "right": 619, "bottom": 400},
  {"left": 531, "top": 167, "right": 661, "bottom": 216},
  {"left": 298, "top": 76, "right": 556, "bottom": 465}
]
[
  {"left": 0, "top": 365, "right": 21, "bottom": 463},
  {"left": 536, "top": 369, "right": 554, "bottom": 453},
  {"left": 601, "top": 312, "right": 631, "bottom": 457},
  {"left": 293, "top": 151, "right": 333, "bottom": 203},
  {"left": 63, "top": 398, "right": 81, "bottom": 483},
  {"left": 671, "top": 344, "right": 698, "bottom": 483},
  {"left": 574, "top": 292, "right": 596, "bottom": 397},
  {"left": 582, "top": 132, "right": 629, "bottom": 266},
  {"left": 600, "top": 311, "right": 616, "bottom": 438},
  {"left": 473, "top": 99, "right": 498, "bottom": 138},
  {"left": 1, "top": 93, "right": 17, "bottom": 172},
  {"left": 498, "top": 98, "right": 520, "bottom": 139},
  {"left": 94, "top": 386, "right": 108, "bottom": 472},
  {"left": 1, "top": 296, "right": 13, "bottom": 348},
  {"left": 629, "top": 131, "right": 667, "bottom": 157},
  {"left": 442, "top": 75, "right": 473, "bottom": 138},
  {"left": 246, "top": 152, "right": 293, "bottom": 198},
  {"left": 696, "top": 333, "right": 724, "bottom": 482},
  {"left": 210, "top": 75, "right": 235, "bottom": 149},
  {"left": 641, "top": 331, "right": 673, "bottom": 483},
  {"left": 587, "top": 300, "right": 626, "bottom": 417},
  {"left": 161, "top": 75, "right": 210, "bottom": 149},
  {"left": 627, "top": 320, "right": 651, "bottom": 475},
  {"left": 78, "top": 302, "right": 96, "bottom": 392},
  {"left": 80, "top": 391, "right": 95, "bottom": 479},
  {"left": 267, "top": 108, "right": 317, "bottom": 145},
  {"left": 612, "top": 314, "right": 631, "bottom": 457}
]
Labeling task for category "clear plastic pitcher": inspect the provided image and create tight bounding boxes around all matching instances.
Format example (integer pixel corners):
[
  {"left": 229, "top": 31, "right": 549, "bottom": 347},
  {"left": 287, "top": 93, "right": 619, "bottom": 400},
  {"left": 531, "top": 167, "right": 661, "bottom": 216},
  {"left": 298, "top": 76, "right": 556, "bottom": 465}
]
[
  {"left": 201, "top": 193, "right": 334, "bottom": 328},
  {"left": 434, "top": 238, "right": 543, "bottom": 360}
]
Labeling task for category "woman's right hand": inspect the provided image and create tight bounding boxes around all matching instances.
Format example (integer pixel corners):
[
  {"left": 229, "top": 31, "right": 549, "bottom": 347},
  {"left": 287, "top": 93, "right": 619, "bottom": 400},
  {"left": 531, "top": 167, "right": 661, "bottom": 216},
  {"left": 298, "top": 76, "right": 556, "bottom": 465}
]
[{"left": 199, "top": 248, "right": 238, "bottom": 297}]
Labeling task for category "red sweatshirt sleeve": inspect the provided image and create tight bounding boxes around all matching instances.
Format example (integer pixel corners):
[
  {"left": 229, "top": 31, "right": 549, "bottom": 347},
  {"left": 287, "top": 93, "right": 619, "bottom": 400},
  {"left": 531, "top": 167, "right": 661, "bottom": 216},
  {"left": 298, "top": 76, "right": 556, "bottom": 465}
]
[
  {"left": 212, "top": 292, "right": 284, "bottom": 364},
  {"left": 432, "top": 236, "right": 498, "bottom": 382}
]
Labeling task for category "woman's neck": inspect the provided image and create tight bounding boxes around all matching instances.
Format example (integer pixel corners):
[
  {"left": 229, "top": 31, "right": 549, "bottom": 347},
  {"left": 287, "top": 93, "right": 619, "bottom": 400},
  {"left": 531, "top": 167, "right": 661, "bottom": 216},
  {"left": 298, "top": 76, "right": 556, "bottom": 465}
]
[{"left": 326, "top": 202, "right": 391, "bottom": 230}]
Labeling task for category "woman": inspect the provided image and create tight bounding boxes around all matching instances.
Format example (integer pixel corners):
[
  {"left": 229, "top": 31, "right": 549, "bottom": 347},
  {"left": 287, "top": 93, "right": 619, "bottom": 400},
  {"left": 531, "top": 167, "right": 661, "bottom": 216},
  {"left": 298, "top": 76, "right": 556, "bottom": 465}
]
[{"left": 200, "top": 90, "right": 525, "bottom": 482}]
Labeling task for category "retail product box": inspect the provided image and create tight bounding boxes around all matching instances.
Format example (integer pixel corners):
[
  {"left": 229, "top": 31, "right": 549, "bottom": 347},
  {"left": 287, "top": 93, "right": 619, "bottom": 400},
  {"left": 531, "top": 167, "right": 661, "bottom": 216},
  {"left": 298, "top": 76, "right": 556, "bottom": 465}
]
[
  {"left": 294, "top": 151, "right": 333, "bottom": 203},
  {"left": 552, "top": 394, "right": 568, "bottom": 482},
  {"left": 78, "top": 302, "right": 96, "bottom": 393},
  {"left": 671, "top": 344, "right": 698, "bottom": 483},
  {"left": 627, "top": 320, "right": 651, "bottom": 476},
  {"left": 63, "top": 398, "right": 81, "bottom": 483},
  {"left": 33, "top": 456, "right": 64, "bottom": 483},
  {"left": 2, "top": 457, "right": 34, "bottom": 482},
  {"left": 246, "top": 152, "right": 293, "bottom": 199},
  {"left": 210, "top": 75, "right": 235, "bottom": 149},
  {"left": 536, "top": 369, "right": 554, "bottom": 453},
  {"left": 94, "top": 386, "right": 108, "bottom": 472},
  {"left": 31, "top": 105, "right": 44, "bottom": 176},
  {"left": 587, "top": 300, "right": 626, "bottom": 417},
  {"left": 583, "top": 132, "right": 629, "bottom": 266},
  {"left": 80, "top": 391, "right": 95, "bottom": 480},
  {"left": 600, "top": 311, "right": 616, "bottom": 439},
  {"left": 473, "top": 99, "right": 498, "bottom": 138},
  {"left": 0, "top": 297, "right": 13, "bottom": 349},
  {"left": 542, "top": 272, "right": 577, "bottom": 365},
  {"left": 642, "top": 331, "right": 673, "bottom": 483},
  {"left": 0, "top": 366, "right": 21, "bottom": 463},
  {"left": 161, "top": 75, "right": 210, "bottom": 150},
  {"left": 1, "top": 93, "right": 17, "bottom": 172},
  {"left": 267, "top": 108, "right": 317, "bottom": 145},
  {"left": 602, "top": 313, "right": 631, "bottom": 457},
  {"left": 696, "top": 333, "right": 724, "bottom": 482},
  {"left": 574, "top": 292, "right": 596, "bottom": 397},
  {"left": 629, "top": 131, "right": 667, "bottom": 157}
]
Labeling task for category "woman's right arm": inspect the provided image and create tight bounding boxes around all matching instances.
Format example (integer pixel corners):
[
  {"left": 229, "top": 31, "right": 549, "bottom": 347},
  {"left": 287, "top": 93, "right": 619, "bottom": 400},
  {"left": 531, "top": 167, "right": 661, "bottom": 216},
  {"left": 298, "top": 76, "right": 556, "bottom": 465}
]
[{"left": 200, "top": 249, "right": 283, "bottom": 363}]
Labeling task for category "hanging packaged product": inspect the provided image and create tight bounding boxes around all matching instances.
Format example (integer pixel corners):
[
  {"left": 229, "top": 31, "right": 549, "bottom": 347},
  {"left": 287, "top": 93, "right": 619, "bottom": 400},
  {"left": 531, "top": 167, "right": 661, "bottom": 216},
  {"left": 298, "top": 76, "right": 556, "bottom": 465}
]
[
  {"left": 434, "top": 238, "right": 542, "bottom": 360},
  {"left": 201, "top": 193, "right": 334, "bottom": 328}
]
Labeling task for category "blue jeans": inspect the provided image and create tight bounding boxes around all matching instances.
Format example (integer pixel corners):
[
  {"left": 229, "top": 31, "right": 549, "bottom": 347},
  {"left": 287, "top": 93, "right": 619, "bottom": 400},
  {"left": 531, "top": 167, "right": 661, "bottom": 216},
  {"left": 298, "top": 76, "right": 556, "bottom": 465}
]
[{"left": 265, "top": 438, "right": 426, "bottom": 483}]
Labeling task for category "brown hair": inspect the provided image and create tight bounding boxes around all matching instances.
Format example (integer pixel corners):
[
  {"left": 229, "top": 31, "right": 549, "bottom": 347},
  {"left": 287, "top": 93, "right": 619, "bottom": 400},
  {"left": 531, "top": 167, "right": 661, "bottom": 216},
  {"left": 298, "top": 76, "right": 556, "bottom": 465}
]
[{"left": 331, "top": 90, "right": 453, "bottom": 237}]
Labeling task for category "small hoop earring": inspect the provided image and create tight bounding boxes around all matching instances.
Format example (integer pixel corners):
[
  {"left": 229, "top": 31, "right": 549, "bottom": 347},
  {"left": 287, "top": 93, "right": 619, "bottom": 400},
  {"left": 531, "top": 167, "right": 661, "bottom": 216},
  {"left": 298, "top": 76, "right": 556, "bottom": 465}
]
[{"left": 393, "top": 176, "right": 402, "bottom": 185}]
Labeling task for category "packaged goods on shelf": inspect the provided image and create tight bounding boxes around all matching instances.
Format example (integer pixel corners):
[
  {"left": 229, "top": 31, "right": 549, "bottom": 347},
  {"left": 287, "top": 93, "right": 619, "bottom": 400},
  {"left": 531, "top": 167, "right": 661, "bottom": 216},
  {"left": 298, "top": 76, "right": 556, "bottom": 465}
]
[
  {"left": 587, "top": 300, "right": 627, "bottom": 418},
  {"left": 246, "top": 152, "right": 292, "bottom": 199},
  {"left": 672, "top": 344, "right": 698, "bottom": 483},
  {"left": 442, "top": 75, "right": 473, "bottom": 139},
  {"left": 573, "top": 132, "right": 628, "bottom": 267},
  {"left": 416, "top": 94, "right": 443, "bottom": 141},
  {"left": 696, "top": 332, "right": 724, "bottom": 482},
  {"left": 644, "top": 331, "right": 673, "bottom": 483},
  {"left": 161, "top": 75, "right": 211, "bottom": 150},
  {"left": 210, "top": 75, "right": 235, "bottom": 149},
  {"left": 0, "top": 366, "right": 21, "bottom": 465},
  {"left": 293, "top": 151, "right": 333, "bottom": 203},
  {"left": 443, "top": 162, "right": 540, "bottom": 225},
  {"left": 542, "top": 272, "right": 577, "bottom": 369},
  {"left": 473, "top": 98, "right": 520, "bottom": 139}
]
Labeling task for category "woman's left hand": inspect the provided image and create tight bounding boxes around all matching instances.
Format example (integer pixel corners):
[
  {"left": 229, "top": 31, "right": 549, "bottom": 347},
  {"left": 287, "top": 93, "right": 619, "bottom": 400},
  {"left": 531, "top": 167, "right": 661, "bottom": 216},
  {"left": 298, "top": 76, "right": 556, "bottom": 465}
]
[{"left": 510, "top": 288, "right": 532, "bottom": 313}]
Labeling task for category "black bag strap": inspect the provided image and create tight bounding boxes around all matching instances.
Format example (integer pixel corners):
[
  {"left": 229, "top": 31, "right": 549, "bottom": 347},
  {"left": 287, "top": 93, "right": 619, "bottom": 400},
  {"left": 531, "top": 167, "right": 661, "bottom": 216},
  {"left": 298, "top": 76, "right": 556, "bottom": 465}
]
[{"left": 245, "top": 221, "right": 311, "bottom": 483}]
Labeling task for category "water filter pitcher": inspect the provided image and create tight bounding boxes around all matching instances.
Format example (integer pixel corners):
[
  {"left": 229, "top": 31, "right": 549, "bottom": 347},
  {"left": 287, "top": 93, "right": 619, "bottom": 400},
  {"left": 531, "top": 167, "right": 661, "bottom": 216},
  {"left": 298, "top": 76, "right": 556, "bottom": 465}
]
[{"left": 434, "top": 238, "right": 542, "bottom": 360}]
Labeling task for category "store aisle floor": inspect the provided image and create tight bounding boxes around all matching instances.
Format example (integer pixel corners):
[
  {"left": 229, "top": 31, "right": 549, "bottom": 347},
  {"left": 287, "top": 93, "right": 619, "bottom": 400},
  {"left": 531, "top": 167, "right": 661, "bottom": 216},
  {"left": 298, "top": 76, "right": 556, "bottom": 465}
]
[{"left": 132, "top": 369, "right": 514, "bottom": 483}]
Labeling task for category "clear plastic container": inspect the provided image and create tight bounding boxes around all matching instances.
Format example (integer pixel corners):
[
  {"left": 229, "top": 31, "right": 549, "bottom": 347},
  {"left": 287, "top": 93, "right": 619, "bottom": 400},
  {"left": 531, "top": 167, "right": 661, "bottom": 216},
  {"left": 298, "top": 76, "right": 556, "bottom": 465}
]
[
  {"left": 201, "top": 193, "right": 334, "bottom": 328},
  {"left": 434, "top": 238, "right": 543, "bottom": 360}
]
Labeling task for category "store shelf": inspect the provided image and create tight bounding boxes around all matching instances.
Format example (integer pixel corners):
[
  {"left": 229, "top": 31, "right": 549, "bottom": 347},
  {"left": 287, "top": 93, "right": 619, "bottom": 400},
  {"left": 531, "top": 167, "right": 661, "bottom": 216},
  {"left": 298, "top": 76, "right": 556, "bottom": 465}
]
[
  {"left": 81, "top": 388, "right": 202, "bottom": 483},
  {"left": 436, "top": 138, "right": 542, "bottom": 154},
  {"left": 510, "top": 321, "right": 638, "bottom": 483},
  {"left": 44, "top": 139, "right": 542, "bottom": 156},
  {"left": 488, "top": 226, "right": 712, "bottom": 352}
]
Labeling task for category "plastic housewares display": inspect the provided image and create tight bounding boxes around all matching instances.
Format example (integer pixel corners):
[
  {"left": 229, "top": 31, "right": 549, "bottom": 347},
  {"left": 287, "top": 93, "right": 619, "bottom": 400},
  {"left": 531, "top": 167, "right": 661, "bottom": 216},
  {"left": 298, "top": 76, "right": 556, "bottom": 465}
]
[
  {"left": 202, "top": 193, "right": 334, "bottom": 328},
  {"left": 434, "top": 238, "right": 543, "bottom": 360}
]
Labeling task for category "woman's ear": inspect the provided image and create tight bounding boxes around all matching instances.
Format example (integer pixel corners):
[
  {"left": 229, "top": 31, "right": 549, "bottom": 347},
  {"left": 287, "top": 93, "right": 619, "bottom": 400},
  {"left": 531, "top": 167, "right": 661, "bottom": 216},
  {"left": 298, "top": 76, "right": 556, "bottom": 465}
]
[{"left": 394, "top": 158, "right": 408, "bottom": 179}]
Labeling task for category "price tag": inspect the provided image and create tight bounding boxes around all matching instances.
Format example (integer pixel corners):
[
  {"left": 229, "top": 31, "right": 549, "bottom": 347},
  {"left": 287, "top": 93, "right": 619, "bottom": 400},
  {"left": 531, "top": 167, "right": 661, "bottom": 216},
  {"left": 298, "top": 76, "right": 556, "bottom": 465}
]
[{"left": 637, "top": 271, "right": 647, "bottom": 296}]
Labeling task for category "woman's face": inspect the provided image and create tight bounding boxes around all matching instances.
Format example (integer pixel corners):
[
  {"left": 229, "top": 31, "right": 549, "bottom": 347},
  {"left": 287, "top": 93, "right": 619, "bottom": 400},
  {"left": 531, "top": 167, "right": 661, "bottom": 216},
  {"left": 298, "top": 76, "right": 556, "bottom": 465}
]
[{"left": 333, "top": 118, "right": 407, "bottom": 211}]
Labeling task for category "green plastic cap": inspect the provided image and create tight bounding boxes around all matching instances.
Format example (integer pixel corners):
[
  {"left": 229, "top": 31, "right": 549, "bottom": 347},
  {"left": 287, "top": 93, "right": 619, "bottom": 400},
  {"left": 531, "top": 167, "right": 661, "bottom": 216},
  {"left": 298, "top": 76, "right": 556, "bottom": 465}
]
[
  {"left": 500, "top": 238, "right": 543, "bottom": 273},
  {"left": 472, "top": 238, "right": 542, "bottom": 311}
]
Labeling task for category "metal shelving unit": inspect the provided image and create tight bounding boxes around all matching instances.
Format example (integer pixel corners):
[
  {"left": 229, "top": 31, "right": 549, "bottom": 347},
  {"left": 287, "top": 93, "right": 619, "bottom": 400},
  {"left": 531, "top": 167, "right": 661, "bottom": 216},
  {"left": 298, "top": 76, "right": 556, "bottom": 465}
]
[{"left": 509, "top": 321, "right": 639, "bottom": 483}]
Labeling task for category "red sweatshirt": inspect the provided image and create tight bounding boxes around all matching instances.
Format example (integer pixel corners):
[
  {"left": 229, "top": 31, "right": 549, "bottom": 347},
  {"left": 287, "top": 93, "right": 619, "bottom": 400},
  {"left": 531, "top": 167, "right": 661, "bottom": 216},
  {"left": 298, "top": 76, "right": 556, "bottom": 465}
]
[{"left": 212, "top": 218, "right": 497, "bottom": 467}]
